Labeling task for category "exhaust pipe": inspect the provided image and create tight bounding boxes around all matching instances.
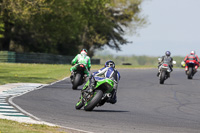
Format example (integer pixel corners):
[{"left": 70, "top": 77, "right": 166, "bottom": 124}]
[{"left": 106, "top": 93, "right": 112, "bottom": 98}]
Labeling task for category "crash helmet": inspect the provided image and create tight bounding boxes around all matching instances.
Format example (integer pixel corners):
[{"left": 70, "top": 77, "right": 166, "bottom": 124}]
[
  {"left": 165, "top": 51, "right": 171, "bottom": 56},
  {"left": 80, "top": 49, "right": 87, "bottom": 57},
  {"left": 190, "top": 50, "right": 195, "bottom": 55},
  {"left": 105, "top": 60, "right": 115, "bottom": 68}
]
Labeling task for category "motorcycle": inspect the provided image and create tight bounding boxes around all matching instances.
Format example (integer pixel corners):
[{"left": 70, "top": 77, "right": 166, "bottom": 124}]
[
  {"left": 70, "top": 63, "right": 88, "bottom": 90},
  {"left": 75, "top": 77, "right": 114, "bottom": 111},
  {"left": 157, "top": 58, "right": 176, "bottom": 84},
  {"left": 181, "top": 60, "right": 198, "bottom": 79}
]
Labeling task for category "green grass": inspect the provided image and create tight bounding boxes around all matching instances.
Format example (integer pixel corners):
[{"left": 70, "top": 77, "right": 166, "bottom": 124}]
[
  {"left": 0, "top": 119, "right": 67, "bottom": 133},
  {"left": 0, "top": 63, "right": 72, "bottom": 85}
]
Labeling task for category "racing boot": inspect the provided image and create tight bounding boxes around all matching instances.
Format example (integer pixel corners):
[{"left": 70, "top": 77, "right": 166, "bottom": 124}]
[
  {"left": 83, "top": 74, "right": 88, "bottom": 83},
  {"left": 107, "top": 89, "right": 117, "bottom": 104},
  {"left": 168, "top": 72, "right": 170, "bottom": 78},
  {"left": 88, "top": 75, "right": 95, "bottom": 90},
  {"left": 194, "top": 65, "right": 198, "bottom": 74},
  {"left": 70, "top": 71, "right": 74, "bottom": 79},
  {"left": 157, "top": 72, "right": 160, "bottom": 77}
]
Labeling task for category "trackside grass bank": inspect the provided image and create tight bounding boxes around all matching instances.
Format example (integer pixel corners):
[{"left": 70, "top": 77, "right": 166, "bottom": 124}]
[
  {"left": 0, "top": 63, "right": 71, "bottom": 85},
  {"left": 0, "top": 119, "right": 67, "bottom": 133},
  {"left": 0, "top": 63, "right": 155, "bottom": 133},
  {"left": 0, "top": 63, "right": 156, "bottom": 85}
]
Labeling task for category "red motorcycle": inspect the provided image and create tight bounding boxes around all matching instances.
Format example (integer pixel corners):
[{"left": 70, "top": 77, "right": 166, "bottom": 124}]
[{"left": 185, "top": 60, "right": 198, "bottom": 79}]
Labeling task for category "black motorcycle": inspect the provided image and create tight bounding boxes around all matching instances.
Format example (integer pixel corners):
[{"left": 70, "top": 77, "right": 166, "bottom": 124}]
[{"left": 71, "top": 63, "right": 88, "bottom": 89}]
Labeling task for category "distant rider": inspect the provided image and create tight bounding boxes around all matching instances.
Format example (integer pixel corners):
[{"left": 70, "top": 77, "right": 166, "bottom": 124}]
[
  {"left": 184, "top": 50, "right": 199, "bottom": 71},
  {"left": 70, "top": 49, "right": 91, "bottom": 78},
  {"left": 89, "top": 60, "right": 120, "bottom": 104},
  {"left": 157, "top": 51, "right": 173, "bottom": 77}
]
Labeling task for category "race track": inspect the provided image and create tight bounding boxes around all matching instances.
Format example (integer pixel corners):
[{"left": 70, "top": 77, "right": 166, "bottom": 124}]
[{"left": 13, "top": 69, "right": 200, "bottom": 133}]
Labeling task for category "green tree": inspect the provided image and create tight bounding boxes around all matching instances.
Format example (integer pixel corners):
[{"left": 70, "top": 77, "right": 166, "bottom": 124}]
[
  {"left": 0, "top": 0, "right": 146, "bottom": 57},
  {"left": 0, "top": 0, "right": 50, "bottom": 51},
  {"left": 77, "top": 0, "right": 147, "bottom": 56}
]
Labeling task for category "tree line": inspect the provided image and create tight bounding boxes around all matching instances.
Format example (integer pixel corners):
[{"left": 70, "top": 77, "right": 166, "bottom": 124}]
[{"left": 0, "top": 0, "right": 146, "bottom": 56}]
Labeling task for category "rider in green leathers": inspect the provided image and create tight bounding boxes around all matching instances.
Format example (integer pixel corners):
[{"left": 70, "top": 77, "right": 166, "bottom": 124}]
[{"left": 70, "top": 49, "right": 91, "bottom": 78}]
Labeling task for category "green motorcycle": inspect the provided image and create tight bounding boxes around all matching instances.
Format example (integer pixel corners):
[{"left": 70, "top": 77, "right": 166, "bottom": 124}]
[{"left": 75, "top": 77, "right": 114, "bottom": 111}]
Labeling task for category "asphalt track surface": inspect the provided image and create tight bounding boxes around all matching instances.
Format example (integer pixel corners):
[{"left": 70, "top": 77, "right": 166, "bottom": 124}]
[{"left": 13, "top": 69, "right": 200, "bottom": 133}]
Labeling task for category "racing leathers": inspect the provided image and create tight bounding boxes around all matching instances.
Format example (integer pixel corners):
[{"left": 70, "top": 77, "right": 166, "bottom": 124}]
[
  {"left": 70, "top": 54, "right": 91, "bottom": 77},
  {"left": 90, "top": 66, "right": 120, "bottom": 104}
]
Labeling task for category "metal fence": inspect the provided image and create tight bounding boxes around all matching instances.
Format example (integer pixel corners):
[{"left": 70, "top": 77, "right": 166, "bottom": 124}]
[{"left": 0, "top": 51, "right": 100, "bottom": 64}]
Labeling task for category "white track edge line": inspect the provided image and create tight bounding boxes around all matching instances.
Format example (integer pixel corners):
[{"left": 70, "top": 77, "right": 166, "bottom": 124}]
[{"left": 8, "top": 77, "right": 93, "bottom": 133}]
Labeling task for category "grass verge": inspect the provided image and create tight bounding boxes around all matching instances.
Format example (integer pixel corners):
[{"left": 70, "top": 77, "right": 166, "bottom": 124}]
[
  {"left": 0, "top": 63, "right": 72, "bottom": 85},
  {"left": 0, "top": 119, "right": 67, "bottom": 133}
]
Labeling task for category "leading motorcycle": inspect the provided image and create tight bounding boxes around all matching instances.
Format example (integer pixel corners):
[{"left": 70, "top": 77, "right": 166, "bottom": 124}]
[
  {"left": 70, "top": 63, "right": 88, "bottom": 90},
  {"left": 157, "top": 58, "right": 176, "bottom": 84},
  {"left": 75, "top": 76, "right": 114, "bottom": 111}
]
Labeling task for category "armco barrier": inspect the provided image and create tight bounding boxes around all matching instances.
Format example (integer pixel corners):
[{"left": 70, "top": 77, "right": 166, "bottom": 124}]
[{"left": 0, "top": 51, "right": 100, "bottom": 64}]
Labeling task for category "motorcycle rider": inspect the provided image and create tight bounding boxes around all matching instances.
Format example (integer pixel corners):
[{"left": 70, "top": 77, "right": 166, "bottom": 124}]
[
  {"left": 157, "top": 51, "right": 173, "bottom": 77},
  {"left": 89, "top": 60, "right": 120, "bottom": 104},
  {"left": 70, "top": 49, "right": 91, "bottom": 79},
  {"left": 184, "top": 50, "right": 199, "bottom": 72}
]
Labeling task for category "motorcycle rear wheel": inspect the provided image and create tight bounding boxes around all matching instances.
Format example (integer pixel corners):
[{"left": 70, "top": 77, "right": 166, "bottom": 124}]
[
  {"left": 188, "top": 67, "right": 193, "bottom": 79},
  {"left": 72, "top": 73, "right": 82, "bottom": 90},
  {"left": 84, "top": 90, "right": 103, "bottom": 111}
]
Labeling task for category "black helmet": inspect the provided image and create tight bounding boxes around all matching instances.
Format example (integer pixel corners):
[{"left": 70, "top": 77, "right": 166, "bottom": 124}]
[
  {"left": 105, "top": 60, "right": 115, "bottom": 68},
  {"left": 165, "top": 51, "right": 171, "bottom": 56}
]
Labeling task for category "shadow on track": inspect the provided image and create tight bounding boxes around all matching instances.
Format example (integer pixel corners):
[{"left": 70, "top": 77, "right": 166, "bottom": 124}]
[
  {"left": 160, "top": 83, "right": 178, "bottom": 85},
  {"left": 92, "top": 109, "right": 129, "bottom": 113}
]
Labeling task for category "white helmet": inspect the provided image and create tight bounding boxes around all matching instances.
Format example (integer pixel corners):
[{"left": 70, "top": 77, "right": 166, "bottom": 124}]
[
  {"left": 190, "top": 50, "right": 195, "bottom": 55},
  {"left": 80, "top": 49, "right": 87, "bottom": 57}
]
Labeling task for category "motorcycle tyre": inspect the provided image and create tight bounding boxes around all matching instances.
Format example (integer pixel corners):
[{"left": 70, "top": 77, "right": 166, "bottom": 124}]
[
  {"left": 75, "top": 98, "right": 84, "bottom": 110},
  {"left": 188, "top": 67, "right": 193, "bottom": 79},
  {"left": 72, "top": 73, "right": 82, "bottom": 90},
  {"left": 160, "top": 71, "right": 165, "bottom": 84},
  {"left": 84, "top": 90, "right": 103, "bottom": 111}
]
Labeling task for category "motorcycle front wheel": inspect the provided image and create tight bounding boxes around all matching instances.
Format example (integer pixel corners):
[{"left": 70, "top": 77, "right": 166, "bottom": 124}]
[
  {"left": 75, "top": 98, "right": 84, "bottom": 110},
  {"left": 160, "top": 71, "right": 165, "bottom": 84}
]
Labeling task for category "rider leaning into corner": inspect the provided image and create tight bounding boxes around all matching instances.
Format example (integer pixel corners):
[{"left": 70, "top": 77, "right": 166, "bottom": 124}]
[
  {"left": 70, "top": 49, "right": 91, "bottom": 78},
  {"left": 157, "top": 51, "right": 173, "bottom": 77},
  {"left": 184, "top": 50, "right": 200, "bottom": 72},
  {"left": 89, "top": 60, "right": 120, "bottom": 104}
]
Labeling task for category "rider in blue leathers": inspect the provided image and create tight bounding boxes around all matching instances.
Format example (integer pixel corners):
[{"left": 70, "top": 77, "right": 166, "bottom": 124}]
[{"left": 89, "top": 60, "right": 120, "bottom": 104}]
